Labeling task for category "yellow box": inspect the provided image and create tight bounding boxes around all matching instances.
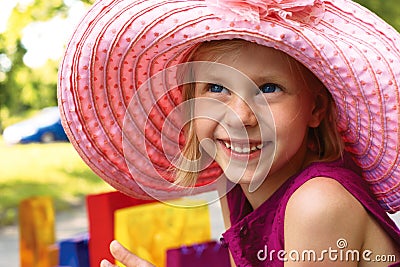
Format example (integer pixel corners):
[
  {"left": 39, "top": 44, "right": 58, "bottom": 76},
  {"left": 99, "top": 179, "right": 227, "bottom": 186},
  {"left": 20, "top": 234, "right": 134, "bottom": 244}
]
[
  {"left": 114, "top": 199, "right": 211, "bottom": 267},
  {"left": 19, "top": 196, "right": 56, "bottom": 267}
]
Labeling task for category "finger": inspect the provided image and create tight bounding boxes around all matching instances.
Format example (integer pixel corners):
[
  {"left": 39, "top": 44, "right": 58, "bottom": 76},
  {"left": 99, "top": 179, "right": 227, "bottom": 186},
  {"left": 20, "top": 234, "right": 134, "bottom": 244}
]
[
  {"left": 100, "top": 259, "right": 117, "bottom": 267},
  {"left": 109, "top": 240, "right": 155, "bottom": 267}
]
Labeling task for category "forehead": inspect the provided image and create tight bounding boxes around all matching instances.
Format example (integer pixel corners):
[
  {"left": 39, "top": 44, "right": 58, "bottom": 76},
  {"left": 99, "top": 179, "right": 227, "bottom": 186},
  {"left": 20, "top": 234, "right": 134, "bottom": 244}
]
[
  {"left": 193, "top": 40, "right": 287, "bottom": 62},
  {"left": 192, "top": 40, "right": 312, "bottom": 84}
]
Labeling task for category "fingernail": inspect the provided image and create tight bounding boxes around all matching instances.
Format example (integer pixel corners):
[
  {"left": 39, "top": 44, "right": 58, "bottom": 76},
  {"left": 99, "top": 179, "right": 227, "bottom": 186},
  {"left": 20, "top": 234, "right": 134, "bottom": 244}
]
[
  {"left": 100, "top": 259, "right": 113, "bottom": 267},
  {"left": 110, "top": 240, "right": 121, "bottom": 250}
]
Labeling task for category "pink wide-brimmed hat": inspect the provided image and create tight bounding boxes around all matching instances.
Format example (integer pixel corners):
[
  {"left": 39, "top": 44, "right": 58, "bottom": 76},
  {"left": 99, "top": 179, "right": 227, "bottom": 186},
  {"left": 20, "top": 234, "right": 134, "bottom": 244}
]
[{"left": 58, "top": 0, "right": 400, "bottom": 212}]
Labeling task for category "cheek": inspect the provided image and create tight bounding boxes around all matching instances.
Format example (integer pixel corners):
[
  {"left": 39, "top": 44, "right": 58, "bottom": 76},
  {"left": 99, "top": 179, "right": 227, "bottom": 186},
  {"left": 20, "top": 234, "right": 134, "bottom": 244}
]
[
  {"left": 272, "top": 103, "right": 312, "bottom": 141},
  {"left": 193, "top": 118, "right": 218, "bottom": 141}
]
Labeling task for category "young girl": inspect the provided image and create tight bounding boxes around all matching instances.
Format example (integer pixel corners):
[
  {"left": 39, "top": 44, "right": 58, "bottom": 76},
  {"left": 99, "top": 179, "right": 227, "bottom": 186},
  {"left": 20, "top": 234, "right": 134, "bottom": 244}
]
[{"left": 58, "top": 0, "right": 400, "bottom": 266}]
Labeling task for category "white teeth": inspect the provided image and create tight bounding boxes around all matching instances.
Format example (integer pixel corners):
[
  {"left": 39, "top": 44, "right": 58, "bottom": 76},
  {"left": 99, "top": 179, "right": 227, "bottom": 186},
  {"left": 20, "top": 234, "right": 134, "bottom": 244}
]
[
  {"left": 242, "top": 147, "right": 250, "bottom": 153},
  {"left": 224, "top": 142, "right": 231, "bottom": 149},
  {"left": 223, "top": 141, "right": 264, "bottom": 154},
  {"left": 233, "top": 147, "right": 243, "bottom": 153}
]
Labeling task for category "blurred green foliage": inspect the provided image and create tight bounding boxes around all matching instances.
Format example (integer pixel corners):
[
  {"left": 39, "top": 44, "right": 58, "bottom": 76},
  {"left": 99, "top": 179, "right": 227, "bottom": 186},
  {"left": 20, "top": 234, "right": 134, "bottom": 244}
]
[
  {"left": 0, "top": 0, "right": 399, "bottom": 132},
  {"left": 355, "top": 0, "right": 400, "bottom": 30},
  {"left": 0, "top": 0, "right": 95, "bottom": 132},
  {"left": 0, "top": 139, "right": 113, "bottom": 226}
]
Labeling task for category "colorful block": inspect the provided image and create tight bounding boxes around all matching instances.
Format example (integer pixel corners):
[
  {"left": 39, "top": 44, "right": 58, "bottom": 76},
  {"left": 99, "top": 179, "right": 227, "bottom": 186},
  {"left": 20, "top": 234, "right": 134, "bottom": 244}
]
[
  {"left": 114, "top": 199, "right": 211, "bottom": 267},
  {"left": 59, "top": 233, "right": 90, "bottom": 267},
  {"left": 86, "top": 191, "right": 156, "bottom": 267},
  {"left": 19, "top": 196, "right": 56, "bottom": 267},
  {"left": 166, "top": 241, "right": 230, "bottom": 267}
]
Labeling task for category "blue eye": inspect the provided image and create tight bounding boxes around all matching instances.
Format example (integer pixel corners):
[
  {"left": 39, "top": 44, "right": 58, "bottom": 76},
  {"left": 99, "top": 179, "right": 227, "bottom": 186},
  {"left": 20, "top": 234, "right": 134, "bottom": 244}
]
[
  {"left": 208, "top": 83, "right": 229, "bottom": 94},
  {"left": 260, "top": 83, "right": 282, "bottom": 94}
]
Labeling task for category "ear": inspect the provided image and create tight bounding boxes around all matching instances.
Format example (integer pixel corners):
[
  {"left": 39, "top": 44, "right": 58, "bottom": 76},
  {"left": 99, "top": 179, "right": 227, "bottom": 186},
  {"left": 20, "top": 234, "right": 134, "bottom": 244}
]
[{"left": 308, "top": 89, "right": 329, "bottom": 128}]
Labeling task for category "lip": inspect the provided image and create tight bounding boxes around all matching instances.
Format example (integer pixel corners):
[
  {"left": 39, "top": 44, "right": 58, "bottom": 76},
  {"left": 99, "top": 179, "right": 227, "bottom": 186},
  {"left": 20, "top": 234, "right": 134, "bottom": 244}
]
[{"left": 219, "top": 138, "right": 262, "bottom": 144}]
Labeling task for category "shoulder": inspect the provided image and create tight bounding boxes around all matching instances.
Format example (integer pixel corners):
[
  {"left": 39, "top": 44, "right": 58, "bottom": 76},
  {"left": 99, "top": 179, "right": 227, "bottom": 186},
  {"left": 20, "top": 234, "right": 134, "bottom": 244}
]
[
  {"left": 284, "top": 177, "right": 368, "bottom": 254},
  {"left": 286, "top": 176, "right": 366, "bottom": 220}
]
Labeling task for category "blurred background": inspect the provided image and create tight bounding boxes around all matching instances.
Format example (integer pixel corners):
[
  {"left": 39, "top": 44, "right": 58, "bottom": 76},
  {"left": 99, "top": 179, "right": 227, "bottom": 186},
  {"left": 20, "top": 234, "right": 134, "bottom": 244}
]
[
  {"left": 0, "top": 0, "right": 400, "bottom": 266},
  {"left": 0, "top": 0, "right": 109, "bottom": 227},
  {"left": 0, "top": 1, "right": 114, "bottom": 266}
]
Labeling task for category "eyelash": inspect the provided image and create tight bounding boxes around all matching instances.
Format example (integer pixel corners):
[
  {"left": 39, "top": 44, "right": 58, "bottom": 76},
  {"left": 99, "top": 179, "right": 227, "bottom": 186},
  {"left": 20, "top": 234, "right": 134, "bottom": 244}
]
[{"left": 206, "top": 83, "right": 282, "bottom": 94}]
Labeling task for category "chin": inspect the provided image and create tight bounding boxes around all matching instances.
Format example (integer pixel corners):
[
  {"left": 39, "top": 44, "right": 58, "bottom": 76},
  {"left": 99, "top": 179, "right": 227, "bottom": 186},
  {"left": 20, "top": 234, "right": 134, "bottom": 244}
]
[{"left": 223, "top": 167, "right": 268, "bottom": 186}]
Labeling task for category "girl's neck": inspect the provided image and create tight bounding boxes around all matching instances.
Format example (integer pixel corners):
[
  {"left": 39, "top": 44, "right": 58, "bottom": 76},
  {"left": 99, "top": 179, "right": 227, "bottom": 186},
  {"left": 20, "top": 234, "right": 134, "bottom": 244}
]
[{"left": 240, "top": 146, "right": 319, "bottom": 210}]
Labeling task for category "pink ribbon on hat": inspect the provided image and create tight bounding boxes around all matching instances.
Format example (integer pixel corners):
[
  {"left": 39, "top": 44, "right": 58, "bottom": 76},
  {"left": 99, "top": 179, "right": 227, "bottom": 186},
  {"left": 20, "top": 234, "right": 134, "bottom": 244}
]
[{"left": 205, "top": 0, "right": 326, "bottom": 25}]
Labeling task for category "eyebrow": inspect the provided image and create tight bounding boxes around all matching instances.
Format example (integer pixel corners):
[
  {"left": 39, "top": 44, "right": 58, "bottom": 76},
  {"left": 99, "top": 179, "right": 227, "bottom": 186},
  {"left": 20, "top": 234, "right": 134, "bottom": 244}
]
[{"left": 195, "top": 70, "right": 284, "bottom": 87}]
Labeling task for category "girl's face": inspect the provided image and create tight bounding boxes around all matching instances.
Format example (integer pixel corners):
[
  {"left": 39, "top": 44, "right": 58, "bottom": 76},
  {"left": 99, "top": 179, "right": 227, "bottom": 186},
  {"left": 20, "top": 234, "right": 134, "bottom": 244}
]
[{"left": 192, "top": 42, "right": 325, "bottom": 189}]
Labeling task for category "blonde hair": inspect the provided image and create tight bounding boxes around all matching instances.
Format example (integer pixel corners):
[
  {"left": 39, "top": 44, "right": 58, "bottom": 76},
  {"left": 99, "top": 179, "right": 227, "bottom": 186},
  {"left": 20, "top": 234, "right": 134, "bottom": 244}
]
[{"left": 174, "top": 40, "right": 344, "bottom": 187}]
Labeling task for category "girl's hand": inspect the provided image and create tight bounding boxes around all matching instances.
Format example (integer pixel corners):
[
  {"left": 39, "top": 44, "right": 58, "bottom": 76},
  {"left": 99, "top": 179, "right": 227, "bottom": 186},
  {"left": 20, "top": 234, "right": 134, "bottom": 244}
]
[{"left": 100, "top": 240, "right": 156, "bottom": 267}]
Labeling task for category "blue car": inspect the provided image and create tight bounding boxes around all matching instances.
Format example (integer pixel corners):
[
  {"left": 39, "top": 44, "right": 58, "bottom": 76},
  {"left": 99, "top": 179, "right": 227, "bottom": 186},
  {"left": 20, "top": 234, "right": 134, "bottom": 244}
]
[{"left": 3, "top": 107, "right": 69, "bottom": 144}]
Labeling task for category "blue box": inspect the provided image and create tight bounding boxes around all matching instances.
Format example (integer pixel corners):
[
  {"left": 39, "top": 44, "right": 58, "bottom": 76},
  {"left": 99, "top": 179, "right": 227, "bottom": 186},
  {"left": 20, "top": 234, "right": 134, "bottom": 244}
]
[{"left": 59, "top": 233, "right": 90, "bottom": 267}]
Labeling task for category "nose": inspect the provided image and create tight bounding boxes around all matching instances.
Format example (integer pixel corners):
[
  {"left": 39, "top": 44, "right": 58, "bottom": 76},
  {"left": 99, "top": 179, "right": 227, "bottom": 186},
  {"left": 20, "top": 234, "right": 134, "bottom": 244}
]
[{"left": 224, "top": 95, "right": 257, "bottom": 128}]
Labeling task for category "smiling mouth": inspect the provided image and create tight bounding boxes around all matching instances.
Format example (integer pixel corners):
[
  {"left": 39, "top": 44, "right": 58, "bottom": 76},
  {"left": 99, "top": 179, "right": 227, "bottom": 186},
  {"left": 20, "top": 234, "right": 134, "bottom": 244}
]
[{"left": 221, "top": 140, "right": 265, "bottom": 154}]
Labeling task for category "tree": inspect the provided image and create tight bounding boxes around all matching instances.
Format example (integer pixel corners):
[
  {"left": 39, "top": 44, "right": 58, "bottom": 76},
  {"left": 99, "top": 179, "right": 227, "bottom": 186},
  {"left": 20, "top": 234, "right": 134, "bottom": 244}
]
[{"left": 0, "top": 0, "right": 94, "bottom": 132}]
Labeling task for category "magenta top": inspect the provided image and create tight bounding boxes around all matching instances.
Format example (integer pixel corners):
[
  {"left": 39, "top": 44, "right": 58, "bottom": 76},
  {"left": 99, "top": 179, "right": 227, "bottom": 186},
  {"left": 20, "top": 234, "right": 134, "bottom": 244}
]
[{"left": 221, "top": 156, "right": 400, "bottom": 267}]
